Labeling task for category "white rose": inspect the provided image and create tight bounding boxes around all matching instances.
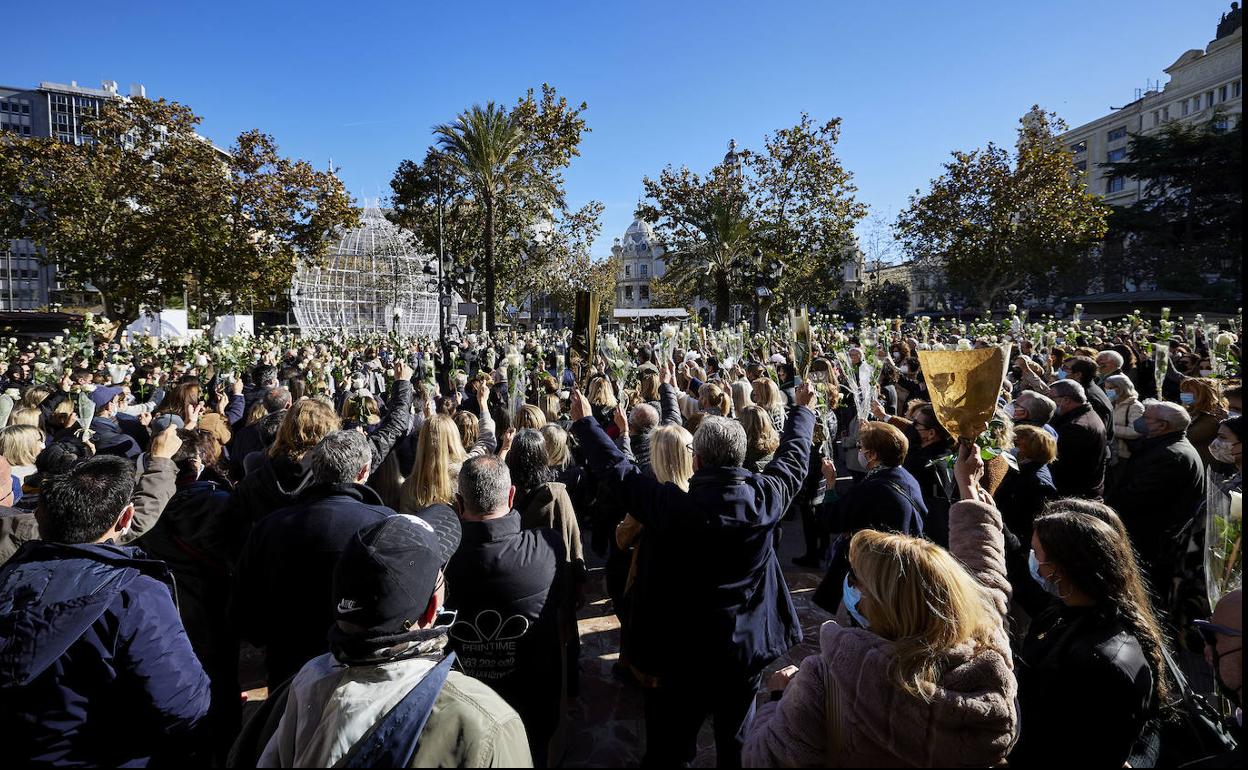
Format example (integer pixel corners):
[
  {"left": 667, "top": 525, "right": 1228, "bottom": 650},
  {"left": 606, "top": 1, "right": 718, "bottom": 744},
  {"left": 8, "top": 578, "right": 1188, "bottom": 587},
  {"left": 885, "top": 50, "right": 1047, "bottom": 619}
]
[
  {"left": 1216, "top": 332, "right": 1235, "bottom": 347},
  {"left": 1008, "top": 304, "right": 1018, "bottom": 313},
  {"left": 956, "top": 338, "right": 973, "bottom": 351}
]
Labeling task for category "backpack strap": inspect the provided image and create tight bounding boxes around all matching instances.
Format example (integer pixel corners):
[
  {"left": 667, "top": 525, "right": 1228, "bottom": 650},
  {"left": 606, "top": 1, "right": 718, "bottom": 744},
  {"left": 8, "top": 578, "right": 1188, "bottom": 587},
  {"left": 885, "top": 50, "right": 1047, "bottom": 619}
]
[{"left": 336, "top": 652, "right": 457, "bottom": 769}]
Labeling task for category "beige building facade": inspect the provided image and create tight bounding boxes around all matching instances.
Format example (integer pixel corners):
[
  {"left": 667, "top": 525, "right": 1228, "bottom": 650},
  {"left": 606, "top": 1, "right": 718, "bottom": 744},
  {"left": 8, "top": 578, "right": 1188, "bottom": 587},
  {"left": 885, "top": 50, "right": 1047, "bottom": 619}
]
[{"left": 1060, "top": 9, "right": 1242, "bottom": 206}]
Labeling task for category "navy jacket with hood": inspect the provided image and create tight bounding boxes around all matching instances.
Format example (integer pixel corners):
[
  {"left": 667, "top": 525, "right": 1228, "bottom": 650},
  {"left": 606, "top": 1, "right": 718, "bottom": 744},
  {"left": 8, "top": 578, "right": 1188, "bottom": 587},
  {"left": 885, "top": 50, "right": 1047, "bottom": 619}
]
[
  {"left": 0, "top": 541, "right": 211, "bottom": 767},
  {"left": 571, "top": 404, "right": 814, "bottom": 678}
]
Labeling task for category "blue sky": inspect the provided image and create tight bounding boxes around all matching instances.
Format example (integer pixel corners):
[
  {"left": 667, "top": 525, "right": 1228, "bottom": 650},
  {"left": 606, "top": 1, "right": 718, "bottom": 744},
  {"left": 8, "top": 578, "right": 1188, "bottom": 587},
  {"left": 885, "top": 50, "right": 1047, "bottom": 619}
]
[{"left": 4, "top": 0, "right": 1233, "bottom": 258}]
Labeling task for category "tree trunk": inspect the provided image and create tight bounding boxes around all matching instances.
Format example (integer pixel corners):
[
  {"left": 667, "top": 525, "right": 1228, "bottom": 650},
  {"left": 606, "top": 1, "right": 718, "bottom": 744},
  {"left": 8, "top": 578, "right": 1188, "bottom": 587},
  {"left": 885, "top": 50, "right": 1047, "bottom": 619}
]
[
  {"left": 484, "top": 196, "right": 497, "bottom": 332},
  {"left": 715, "top": 271, "right": 731, "bottom": 326}
]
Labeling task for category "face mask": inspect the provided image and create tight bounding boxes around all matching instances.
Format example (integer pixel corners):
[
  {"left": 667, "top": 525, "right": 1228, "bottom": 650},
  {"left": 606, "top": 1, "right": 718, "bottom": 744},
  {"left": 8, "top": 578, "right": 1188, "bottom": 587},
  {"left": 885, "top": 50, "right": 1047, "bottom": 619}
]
[
  {"left": 1210, "top": 643, "right": 1244, "bottom": 704},
  {"left": 1055, "top": 369, "right": 1068, "bottom": 380},
  {"left": 842, "top": 576, "right": 869, "bottom": 628},
  {"left": 1133, "top": 416, "right": 1150, "bottom": 438},
  {"left": 899, "top": 365, "right": 910, "bottom": 374},
  {"left": 857, "top": 450, "right": 870, "bottom": 469},
  {"left": 1229, "top": 410, "right": 1242, "bottom": 419},
  {"left": 1200, "top": 369, "right": 1214, "bottom": 377},
  {"left": 1209, "top": 439, "right": 1238, "bottom": 465},
  {"left": 891, "top": 352, "right": 901, "bottom": 361},
  {"left": 1180, "top": 392, "right": 1196, "bottom": 405},
  {"left": 1028, "top": 550, "right": 1063, "bottom": 598},
  {"left": 1105, "top": 389, "right": 1118, "bottom": 401}
]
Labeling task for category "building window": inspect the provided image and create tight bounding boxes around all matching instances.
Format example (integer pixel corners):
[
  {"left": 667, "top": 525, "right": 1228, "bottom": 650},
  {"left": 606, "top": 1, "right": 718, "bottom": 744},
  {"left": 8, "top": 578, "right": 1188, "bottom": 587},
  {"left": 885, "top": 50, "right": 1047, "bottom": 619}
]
[
  {"left": 1162, "top": 106, "right": 1170, "bottom": 121},
  {"left": 1106, "top": 126, "right": 1127, "bottom": 141},
  {"left": 1071, "top": 140, "right": 1087, "bottom": 153},
  {"left": 1193, "top": 97, "right": 1202, "bottom": 113},
  {"left": 624, "top": 286, "right": 633, "bottom": 300},
  {"left": 1152, "top": 110, "right": 1160, "bottom": 126},
  {"left": 624, "top": 265, "right": 630, "bottom": 277},
  {"left": 1182, "top": 100, "right": 1190, "bottom": 117},
  {"left": 640, "top": 286, "right": 650, "bottom": 301},
  {"left": 1220, "top": 85, "right": 1229, "bottom": 102},
  {"left": 1106, "top": 176, "right": 1125, "bottom": 194},
  {"left": 1074, "top": 160, "right": 1087, "bottom": 172},
  {"left": 1206, "top": 91, "right": 1215, "bottom": 108},
  {"left": 1106, "top": 147, "right": 1128, "bottom": 162},
  {"left": 1233, "top": 81, "right": 1242, "bottom": 98},
  {"left": 640, "top": 264, "right": 648, "bottom": 277}
]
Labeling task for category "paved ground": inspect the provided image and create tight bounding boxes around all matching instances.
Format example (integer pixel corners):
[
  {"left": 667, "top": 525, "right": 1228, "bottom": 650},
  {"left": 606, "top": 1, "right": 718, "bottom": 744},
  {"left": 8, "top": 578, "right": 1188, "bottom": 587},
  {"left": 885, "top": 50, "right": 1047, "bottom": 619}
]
[{"left": 562, "top": 518, "right": 834, "bottom": 768}]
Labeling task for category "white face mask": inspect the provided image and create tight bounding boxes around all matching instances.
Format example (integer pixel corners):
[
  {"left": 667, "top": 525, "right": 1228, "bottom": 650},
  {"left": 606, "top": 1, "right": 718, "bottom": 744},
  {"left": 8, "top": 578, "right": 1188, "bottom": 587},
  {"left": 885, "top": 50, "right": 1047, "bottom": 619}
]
[{"left": 857, "top": 450, "right": 871, "bottom": 468}]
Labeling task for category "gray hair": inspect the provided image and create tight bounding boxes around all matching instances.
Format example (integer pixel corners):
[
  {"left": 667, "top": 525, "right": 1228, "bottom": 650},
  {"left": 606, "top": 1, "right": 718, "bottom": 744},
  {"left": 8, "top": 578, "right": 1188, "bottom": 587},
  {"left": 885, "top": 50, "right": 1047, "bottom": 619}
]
[
  {"left": 310, "top": 429, "right": 372, "bottom": 484},
  {"left": 1050, "top": 379, "right": 1087, "bottom": 404},
  {"left": 629, "top": 403, "right": 659, "bottom": 435},
  {"left": 1103, "top": 374, "right": 1137, "bottom": 400},
  {"left": 458, "top": 455, "right": 512, "bottom": 516},
  {"left": 264, "top": 386, "right": 293, "bottom": 413},
  {"left": 1017, "top": 390, "right": 1057, "bottom": 423},
  {"left": 1144, "top": 399, "right": 1191, "bottom": 432},
  {"left": 693, "top": 415, "right": 747, "bottom": 468},
  {"left": 1097, "top": 350, "right": 1124, "bottom": 371}
]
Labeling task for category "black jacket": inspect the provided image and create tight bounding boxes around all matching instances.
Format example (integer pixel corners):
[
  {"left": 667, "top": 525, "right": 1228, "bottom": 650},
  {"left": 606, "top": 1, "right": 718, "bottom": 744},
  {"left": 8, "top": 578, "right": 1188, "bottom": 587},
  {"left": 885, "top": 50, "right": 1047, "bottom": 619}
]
[
  {"left": 1011, "top": 604, "right": 1155, "bottom": 768},
  {"left": 572, "top": 405, "right": 814, "bottom": 679},
  {"left": 1106, "top": 431, "right": 1206, "bottom": 587},
  {"left": 1086, "top": 380, "right": 1116, "bottom": 443},
  {"left": 993, "top": 460, "right": 1058, "bottom": 550},
  {"left": 1050, "top": 403, "right": 1107, "bottom": 499},
  {"left": 444, "top": 512, "right": 565, "bottom": 756},
  {"left": 232, "top": 482, "right": 393, "bottom": 686}
]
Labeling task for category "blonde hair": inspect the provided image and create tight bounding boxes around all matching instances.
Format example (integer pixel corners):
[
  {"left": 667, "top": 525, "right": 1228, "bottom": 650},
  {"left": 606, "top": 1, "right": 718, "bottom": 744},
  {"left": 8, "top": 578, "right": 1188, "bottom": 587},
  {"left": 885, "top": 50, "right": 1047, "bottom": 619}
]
[
  {"left": 650, "top": 424, "right": 694, "bottom": 491},
  {"left": 751, "top": 378, "right": 783, "bottom": 415},
  {"left": 21, "top": 385, "right": 53, "bottom": 410},
  {"left": 401, "top": 414, "right": 467, "bottom": 510},
  {"left": 453, "top": 410, "right": 479, "bottom": 449},
  {"left": 588, "top": 376, "right": 618, "bottom": 409},
  {"left": 1014, "top": 424, "right": 1057, "bottom": 465},
  {"left": 513, "top": 403, "right": 547, "bottom": 430},
  {"left": 268, "top": 399, "right": 340, "bottom": 462},
  {"left": 699, "top": 382, "right": 732, "bottom": 417},
  {"left": 541, "top": 424, "right": 572, "bottom": 469},
  {"left": 8, "top": 407, "right": 41, "bottom": 429},
  {"left": 0, "top": 424, "right": 43, "bottom": 465},
  {"left": 339, "top": 393, "right": 381, "bottom": 425},
  {"left": 740, "top": 405, "right": 780, "bottom": 457},
  {"left": 849, "top": 529, "right": 1000, "bottom": 701},
  {"left": 638, "top": 371, "right": 661, "bottom": 403},
  {"left": 539, "top": 394, "right": 561, "bottom": 424}
]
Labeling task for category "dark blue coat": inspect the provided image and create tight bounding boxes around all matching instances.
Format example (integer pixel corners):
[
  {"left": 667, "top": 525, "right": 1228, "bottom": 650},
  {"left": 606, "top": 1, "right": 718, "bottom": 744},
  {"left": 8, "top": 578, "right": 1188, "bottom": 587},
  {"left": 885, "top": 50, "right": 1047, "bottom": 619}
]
[
  {"left": 89, "top": 415, "right": 143, "bottom": 459},
  {"left": 571, "top": 405, "right": 815, "bottom": 678},
  {"left": 231, "top": 482, "right": 393, "bottom": 686},
  {"left": 0, "top": 541, "right": 211, "bottom": 767}
]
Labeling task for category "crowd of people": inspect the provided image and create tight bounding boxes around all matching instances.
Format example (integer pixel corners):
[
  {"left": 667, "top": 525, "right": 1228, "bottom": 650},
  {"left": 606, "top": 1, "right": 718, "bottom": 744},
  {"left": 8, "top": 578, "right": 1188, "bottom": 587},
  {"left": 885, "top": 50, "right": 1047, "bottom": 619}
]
[{"left": 0, "top": 310, "right": 1242, "bottom": 768}]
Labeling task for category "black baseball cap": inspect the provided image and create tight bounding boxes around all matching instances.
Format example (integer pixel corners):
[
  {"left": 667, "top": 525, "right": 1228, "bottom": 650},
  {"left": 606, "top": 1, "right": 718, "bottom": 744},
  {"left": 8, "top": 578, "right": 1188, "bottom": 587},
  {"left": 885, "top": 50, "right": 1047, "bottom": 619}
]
[{"left": 332, "top": 515, "right": 442, "bottom": 636}]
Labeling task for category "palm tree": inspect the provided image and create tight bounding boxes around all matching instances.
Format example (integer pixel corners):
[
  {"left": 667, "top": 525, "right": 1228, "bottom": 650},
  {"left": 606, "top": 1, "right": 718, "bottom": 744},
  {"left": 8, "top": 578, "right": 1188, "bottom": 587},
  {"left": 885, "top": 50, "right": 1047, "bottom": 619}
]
[
  {"left": 662, "top": 196, "right": 759, "bottom": 324},
  {"left": 434, "top": 103, "right": 528, "bottom": 331}
]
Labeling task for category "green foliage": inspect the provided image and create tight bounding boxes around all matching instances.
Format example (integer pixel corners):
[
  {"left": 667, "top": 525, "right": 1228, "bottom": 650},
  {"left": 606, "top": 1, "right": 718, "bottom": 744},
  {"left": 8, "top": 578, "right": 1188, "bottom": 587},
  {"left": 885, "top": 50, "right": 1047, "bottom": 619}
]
[
  {"left": 861, "top": 280, "right": 910, "bottom": 317},
  {"left": 896, "top": 106, "right": 1110, "bottom": 311},
  {"left": 390, "top": 84, "right": 601, "bottom": 331},
  {"left": 1102, "top": 113, "right": 1242, "bottom": 303},
  {"left": 0, "top": 97, "right": 355, "bottom": 327},
  {"left": 637, "top": 114, "right": 865, "bottom": 323}
]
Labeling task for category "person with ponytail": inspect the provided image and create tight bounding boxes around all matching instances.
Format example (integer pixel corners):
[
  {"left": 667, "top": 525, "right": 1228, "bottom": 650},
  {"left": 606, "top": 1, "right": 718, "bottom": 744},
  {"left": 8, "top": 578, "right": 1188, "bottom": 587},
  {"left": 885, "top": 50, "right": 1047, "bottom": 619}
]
[{"left": 1009, "top": 498, "right": 1171, "bottom": 767}]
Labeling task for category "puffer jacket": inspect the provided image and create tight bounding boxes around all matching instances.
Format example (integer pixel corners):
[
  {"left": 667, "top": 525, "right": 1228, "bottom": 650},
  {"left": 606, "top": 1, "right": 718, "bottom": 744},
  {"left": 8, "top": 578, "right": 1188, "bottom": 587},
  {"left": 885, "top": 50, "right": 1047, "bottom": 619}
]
[
  {"left": 1111, "top": 397, "right": 1145, "bottom": 463},
  {"left": 0, "top": 541, "right": 211, "bottom": 767},
  {"left": 743, "top": 500, "right": 1018, "bottom": 768}
]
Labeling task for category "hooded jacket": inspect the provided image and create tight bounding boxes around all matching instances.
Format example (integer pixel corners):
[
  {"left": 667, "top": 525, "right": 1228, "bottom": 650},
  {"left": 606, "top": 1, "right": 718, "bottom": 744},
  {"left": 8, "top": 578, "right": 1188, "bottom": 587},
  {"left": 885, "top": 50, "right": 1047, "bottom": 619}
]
[
  {"left": 233, "top": 482, "right": 394, "bottom": 686},
  {"left": 743, "top": 500, "right": 1018, "bottom": 768},
  {"left": 0, "top": 541, "right": 211, "bottom": 767}
]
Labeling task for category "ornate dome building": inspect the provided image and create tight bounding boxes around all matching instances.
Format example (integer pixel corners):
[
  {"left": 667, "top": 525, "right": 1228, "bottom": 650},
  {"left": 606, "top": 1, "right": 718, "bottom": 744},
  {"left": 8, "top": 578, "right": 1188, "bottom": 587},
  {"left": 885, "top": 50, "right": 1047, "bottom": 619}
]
[
  {"left": 291, "top": 203, "right": 440, "bottom": 336},
  {"left": 612, "top": 218, "right": 666, "bottom": 310}
]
